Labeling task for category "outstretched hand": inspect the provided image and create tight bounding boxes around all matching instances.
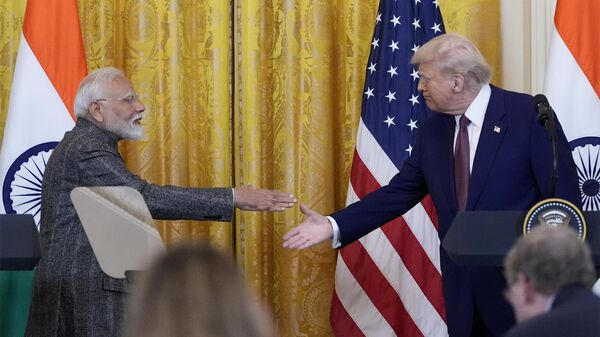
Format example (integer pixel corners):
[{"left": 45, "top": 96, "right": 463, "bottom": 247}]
[
  {"left": 234, "top": 185, "right": 297, "bottom": 211},
  {"left": 282, "top": 204, "right": 333, "bottom": 249}
]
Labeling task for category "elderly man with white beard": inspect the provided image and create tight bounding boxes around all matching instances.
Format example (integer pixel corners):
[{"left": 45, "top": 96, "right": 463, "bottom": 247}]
[{"left": 24, "top": 67, "right": 297, "bottom": 337}]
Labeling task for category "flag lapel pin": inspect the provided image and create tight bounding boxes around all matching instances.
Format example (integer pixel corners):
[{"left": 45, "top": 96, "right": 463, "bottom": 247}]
[{"left": 493, "top": 126, "right": 501, "bottom": 133}]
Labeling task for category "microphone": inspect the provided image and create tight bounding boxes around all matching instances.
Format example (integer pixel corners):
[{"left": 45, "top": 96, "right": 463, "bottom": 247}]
[
  {"left": 534, "top": 94, "right": 553, "bottom": 127},
  {"left": 533, "top": 94, "right": 558, "bottom": 198}
]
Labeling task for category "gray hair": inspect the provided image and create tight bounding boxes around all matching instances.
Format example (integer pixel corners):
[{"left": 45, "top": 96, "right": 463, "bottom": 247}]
[
  {"left": 411, "top": 33, "right": 491, "bottom": 91},
  {"left": 504, "top": 226, "right": 597, "bottom": 295},
  {"left": 74, "top": 67, "right": 124, "bottom": 118}
]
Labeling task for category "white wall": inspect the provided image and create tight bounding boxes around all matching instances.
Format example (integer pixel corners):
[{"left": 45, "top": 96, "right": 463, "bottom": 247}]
[{"left": 500, "top": 0, "right": 557, "bottom": 94}]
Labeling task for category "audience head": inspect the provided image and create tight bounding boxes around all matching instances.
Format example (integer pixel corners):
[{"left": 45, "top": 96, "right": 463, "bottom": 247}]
[
  {"left": 503, "top": 226, "right": 596, "bottom": 322},
  {"left": 74, "top": 67, "right": 145, "bottom": 140},
  {"left": 126, "top": 243, "right": 275, "bottom": 337}
]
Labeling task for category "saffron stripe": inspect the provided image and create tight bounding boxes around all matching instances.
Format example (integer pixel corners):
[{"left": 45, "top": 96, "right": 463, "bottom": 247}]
[{"left": 23, "top": 0, "right": 87, "bottom": 119}]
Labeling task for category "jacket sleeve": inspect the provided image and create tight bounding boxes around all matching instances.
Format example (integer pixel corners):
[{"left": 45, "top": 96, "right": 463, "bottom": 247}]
[{"left": 77, "top": 143, "right": 234, "bottom": 222}]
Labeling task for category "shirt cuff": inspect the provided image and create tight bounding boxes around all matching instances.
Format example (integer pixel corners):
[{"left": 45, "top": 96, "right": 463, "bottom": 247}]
[
  {"left": 231, "top": 188, "right": 235, "bottom": 212},
  {"left": 327, "top": 216, "right": 342, "bottom": 248}
]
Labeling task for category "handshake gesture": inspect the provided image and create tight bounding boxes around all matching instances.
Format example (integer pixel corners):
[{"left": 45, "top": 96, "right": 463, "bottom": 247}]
[{"left": 234, "top": 187, "right": 331, "bottom": 249}]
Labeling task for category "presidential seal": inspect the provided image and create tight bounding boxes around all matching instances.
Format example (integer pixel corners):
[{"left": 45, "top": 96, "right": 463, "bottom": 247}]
[{"left": 523, "top": 198, "right": 586, "bottom": 239}]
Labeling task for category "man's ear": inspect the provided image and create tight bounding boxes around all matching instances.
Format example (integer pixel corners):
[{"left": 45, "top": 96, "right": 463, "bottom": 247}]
[
  {"left": 452, "top": 73, "right": 465, "bottom": 93},
  {"left": 89, "top": 102, "right": 104, "bottom": 123}
]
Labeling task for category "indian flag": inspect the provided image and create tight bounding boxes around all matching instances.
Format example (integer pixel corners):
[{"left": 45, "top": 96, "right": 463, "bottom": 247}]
[
  {"left": 0, "top": 0, "right": 86, "bottom": 335},
  {"left": 543, "top": 0, "right": 600, "bottom": 292}
]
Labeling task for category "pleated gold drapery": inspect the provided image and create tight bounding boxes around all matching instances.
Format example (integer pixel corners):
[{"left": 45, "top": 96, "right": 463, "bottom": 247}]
[
  {"left": 0, "top": 1, "right": 500, "bottom": 336},
  {"left": 234, "top": 2, "right": 378, "bottom": 335}
]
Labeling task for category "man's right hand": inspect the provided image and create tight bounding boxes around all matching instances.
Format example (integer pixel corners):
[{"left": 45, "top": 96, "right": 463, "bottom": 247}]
[
  {"left": 234, "top": 185, "right": 296, "bottom": 211},
  {"left": 282, "top": 204, "right": 333, "bottom": 249}
]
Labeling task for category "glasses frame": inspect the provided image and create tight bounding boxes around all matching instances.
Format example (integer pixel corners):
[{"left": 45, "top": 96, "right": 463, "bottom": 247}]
[{"left": 95, "top": 94, "right": 138, "bottom": 105}]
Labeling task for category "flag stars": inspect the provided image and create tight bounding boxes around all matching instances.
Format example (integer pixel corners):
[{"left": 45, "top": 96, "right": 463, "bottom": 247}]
[
  {"left": 372, "top": 38, "right": 380, "bottom": 49},
  {"left": 433, "top": 0, "right": 439, "bottom": 8},
  {"left": 384, "top": 116, "right": 396, "bottom": 127},
  {"left": 410, "top": 68, "right": 420, "bottom": 81},
  {"left": 409, "top": 94, "right": 420, "bottom": 105},
  {"left": 387, "top": 65, "right": 398, "bottom": 78},
  {"left": 412, "top": 18, "right": 421, "bottom": 30},
  {"left": 365, "top": 87, "right": 374, "bottom": 99},
  {"left": 415, "top": 0, "right": 421, "bottom": 4},
  {"left": 411, "top": 44, "right": 420, "bottom": 53},
  {"left": 376, "top": 13, "right": 382, "bottom": 24},
  {"left": 406, "top": 144, "right": 413, "bottom": 155},
  {"left": 368, "top": 62, "right": 377, "bottom": 74},
  {"left": 407, "top": 119, "right": 418, "bottom": 130},
  {"left": 386, "top": 90, "right": 397, "bottom": 102},
  {"left": 431, "top": 22, "right": 442, "bottom": 34},
  {"left": 389, "top": 40, "right": 400, "bottom": 52},
  {"left": 390, "top": 15, "right": 401, "bottom": 27}
]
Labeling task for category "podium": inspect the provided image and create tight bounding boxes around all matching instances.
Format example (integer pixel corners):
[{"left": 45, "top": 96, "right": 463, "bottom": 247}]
[
  {"left": 0, "top": 214, "right": 41, "bottom": 270},
  {"left": 71, "top": 186, "right": 165, "bottom": 279},
  {"left": 442, "top": 211, "right": 600, "bottom": 267}
]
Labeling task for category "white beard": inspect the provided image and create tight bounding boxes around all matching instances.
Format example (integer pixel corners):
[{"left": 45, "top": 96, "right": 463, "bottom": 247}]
[{"left": 105, "top": 114, "right": 144, "bottom": 140}]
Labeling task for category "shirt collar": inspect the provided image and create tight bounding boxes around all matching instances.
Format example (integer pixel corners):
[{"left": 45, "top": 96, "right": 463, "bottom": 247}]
[{"left": 454, "top": 83, "right": 491, "bottom": 128}]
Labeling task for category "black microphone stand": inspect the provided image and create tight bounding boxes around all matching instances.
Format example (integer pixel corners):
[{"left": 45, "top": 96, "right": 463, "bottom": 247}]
[{"left": 535, "top": 95, "right": 559, "bottom": 198}]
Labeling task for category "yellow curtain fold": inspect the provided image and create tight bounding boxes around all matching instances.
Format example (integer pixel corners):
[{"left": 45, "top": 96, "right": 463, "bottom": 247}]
[
  {"left": 234, "top": 1, "right": 377, "bottom": 335},
  {"left": 0, "top": 1, "right": 501, "bottom": 336},
  {"left": 0, "top": 1, "right": 26, "bottom": 133}
]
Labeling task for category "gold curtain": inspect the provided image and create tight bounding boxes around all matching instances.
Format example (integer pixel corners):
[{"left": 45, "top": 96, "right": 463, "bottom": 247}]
[
  {"left": 234, "top": 1, "right": 377, "bottom": 335},
  {"left": 0, "top": 1, "right": 26, "bottom": 132},
  {"left": 0, "top": 1, "right": 500, "bottom": 336}
]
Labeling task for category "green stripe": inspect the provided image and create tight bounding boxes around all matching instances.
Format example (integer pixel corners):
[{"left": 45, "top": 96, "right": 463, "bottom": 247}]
[{"left": 0, "top": 271, "right": 34, "bottom": 337}]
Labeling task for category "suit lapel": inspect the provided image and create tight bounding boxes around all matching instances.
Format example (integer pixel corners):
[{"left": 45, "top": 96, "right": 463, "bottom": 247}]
[{"left": 467, "top": 86, "right": 507, "bottom": 209}]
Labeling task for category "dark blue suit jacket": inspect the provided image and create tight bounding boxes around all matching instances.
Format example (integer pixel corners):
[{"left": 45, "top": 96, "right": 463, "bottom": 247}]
[
  {"left": 332, "top": 86, "right": 581, "bottom": 337},
  {"left": 503, "top": 284, "right": 600, "bottom": 337}
]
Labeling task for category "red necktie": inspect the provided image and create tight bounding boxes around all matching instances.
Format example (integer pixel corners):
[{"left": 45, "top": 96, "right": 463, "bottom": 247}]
[{"left": 455, "top": 115, "right": 470, "bottom": 211}]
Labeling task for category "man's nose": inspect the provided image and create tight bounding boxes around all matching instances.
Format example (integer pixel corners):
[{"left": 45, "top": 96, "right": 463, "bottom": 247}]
[
  {"left": 134, "top": 99, "right": 145, "bottom": 112},
  {"left": 417, "top": 80, "right": 425, "bottom": 92}
]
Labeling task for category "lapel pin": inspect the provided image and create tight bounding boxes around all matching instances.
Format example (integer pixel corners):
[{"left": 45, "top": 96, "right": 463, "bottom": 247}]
[{"left": 493, "top": 126, "right": 501, "bottom": 133}]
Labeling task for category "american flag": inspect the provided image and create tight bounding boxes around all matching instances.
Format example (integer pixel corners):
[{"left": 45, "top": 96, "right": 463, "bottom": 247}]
[{"left": 330, "top": 1, "right": 448, "bottom": 336}]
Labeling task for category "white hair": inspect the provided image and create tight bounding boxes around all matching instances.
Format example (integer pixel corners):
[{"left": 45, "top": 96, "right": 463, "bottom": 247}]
[
  {"left": 411, "top": 33, "right": 492, "bottom": 92},
  {"left": 74, "top": 67, "right": 124, "bottom": 118}
]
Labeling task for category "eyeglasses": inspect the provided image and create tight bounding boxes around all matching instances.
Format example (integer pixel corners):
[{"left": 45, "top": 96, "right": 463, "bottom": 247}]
[{"left": 95, "top": 94, "right": 139, "bottom": 105}]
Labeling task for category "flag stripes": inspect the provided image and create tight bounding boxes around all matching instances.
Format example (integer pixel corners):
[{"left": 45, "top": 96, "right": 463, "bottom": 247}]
[
  {"left": 334, "top": 252, "right": 396, "bottom": 336},
  {"left": 343, "top": 235, "right": 422, "bottom": 336},
  {"left": 554, "top": 1, "right": 599, "bottom": 96},
  {"left": 330, "top": 292, "right": 367, "bottom": 337},
  {"left": 22, "top": 0, "right": 86, "bottom": 118},
  {"left": 330, "top": 1, "right": 447, "bottom": 335}
]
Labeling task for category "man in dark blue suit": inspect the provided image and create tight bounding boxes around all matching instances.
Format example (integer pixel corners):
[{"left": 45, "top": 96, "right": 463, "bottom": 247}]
[
  {"left": 503, "top": 226, "right": 600, "bottom": 337},
  {"left": 283, "top": 33, "right": 581, "bottom": 337}
]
